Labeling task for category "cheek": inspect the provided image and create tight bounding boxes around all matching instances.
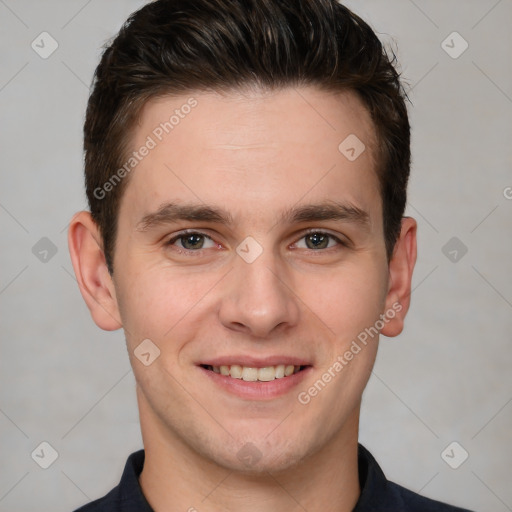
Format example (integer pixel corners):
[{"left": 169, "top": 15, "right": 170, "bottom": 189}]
[
  {"left": 299, "top": 261, "right": 388, "bottom": 342},
  {"left": 294, "top": 265, "right": 387, "bottom": 430},
  {"left": 114, "top": 263, "right": 221, "bottom": 346}
]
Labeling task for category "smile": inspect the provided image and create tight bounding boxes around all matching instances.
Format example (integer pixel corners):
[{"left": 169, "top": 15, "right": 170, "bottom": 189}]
[{"left": 201, "top": 364, "right": 306, "bottom": 381}]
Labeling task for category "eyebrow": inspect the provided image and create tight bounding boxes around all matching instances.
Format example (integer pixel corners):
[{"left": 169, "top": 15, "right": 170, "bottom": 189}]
[{"left": 136, "top": 200, "right": 370, "bottom": 232}]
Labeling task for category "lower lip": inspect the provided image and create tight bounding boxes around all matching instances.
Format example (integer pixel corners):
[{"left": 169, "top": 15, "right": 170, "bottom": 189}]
[{"left": 198, "top": 366, "right": 312, "bottom": 400}]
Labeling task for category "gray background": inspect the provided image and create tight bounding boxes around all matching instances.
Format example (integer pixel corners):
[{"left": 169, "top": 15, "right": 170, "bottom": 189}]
[{"left": 1, "top": 1, "right": 511, "bottom": 511}]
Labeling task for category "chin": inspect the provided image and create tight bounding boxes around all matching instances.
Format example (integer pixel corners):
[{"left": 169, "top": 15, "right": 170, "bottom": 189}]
[
  {"left": 204, "top": 430, "right": 315, "bottom": 475},
  {"left": 215, "top": 447, "right": 309, "bottom": 475}
]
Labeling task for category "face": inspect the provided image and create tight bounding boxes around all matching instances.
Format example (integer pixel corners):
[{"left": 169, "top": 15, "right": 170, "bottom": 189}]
[{"left": 109, "top": 87, "right": 395, "bottom": 473}]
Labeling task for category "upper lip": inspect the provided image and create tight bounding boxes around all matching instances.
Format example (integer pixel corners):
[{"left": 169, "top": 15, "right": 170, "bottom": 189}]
[{"left": 199, "top": 356, "right": 312, "bottom": 368}]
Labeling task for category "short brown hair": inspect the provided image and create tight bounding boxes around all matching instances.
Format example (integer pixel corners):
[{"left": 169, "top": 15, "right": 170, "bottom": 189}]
[{"left": 84, "top": 0, "right": 411, "bottom": 275}]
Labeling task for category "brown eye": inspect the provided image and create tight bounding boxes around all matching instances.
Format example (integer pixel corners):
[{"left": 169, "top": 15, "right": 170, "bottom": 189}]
[
  {"left": 167, "top": 231, "right": 216, "bottom": 252},
  {"left": 295, "top": 231, "right": 343, "bottom": 250},
  {"left": 305, "top": 233, "right": 330, "bottom": 249},
  {"left": 179, "top": 233, "right": 205, "bottom": 250}
]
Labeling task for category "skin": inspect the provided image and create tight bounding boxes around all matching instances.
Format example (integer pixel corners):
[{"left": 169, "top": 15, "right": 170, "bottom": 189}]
[{"left": 68, "top": 86, "right": 417, "bottom": 512}]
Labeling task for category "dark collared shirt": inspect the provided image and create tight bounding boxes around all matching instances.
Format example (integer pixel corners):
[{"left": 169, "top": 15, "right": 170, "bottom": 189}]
[{"left": 73, "top": 444, "right": 474, "bottom": 511}]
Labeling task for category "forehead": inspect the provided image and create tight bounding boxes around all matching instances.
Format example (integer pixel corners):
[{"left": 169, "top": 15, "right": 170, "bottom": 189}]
[{"left": 119, "top": 86, "right": 381, "bottom": 229}]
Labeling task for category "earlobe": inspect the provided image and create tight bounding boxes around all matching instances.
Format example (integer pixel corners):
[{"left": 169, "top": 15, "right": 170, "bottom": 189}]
[
  {"left": 380, "top": 216, "right": 417, "bottom": 338},
  {"left": 67, "top": 211, "right": 122, "bottom": 331}
]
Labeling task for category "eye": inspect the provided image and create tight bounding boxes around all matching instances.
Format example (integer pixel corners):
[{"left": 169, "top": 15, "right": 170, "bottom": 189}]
[
  {"left": 166, "top": 231, "right": 217, "bottom": 252},
  {"left": 294, "top": 231, "right": 345, "bottom": 250}
]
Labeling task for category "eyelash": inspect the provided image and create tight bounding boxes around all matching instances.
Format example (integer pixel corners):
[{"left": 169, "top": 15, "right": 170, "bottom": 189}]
[{"left": 165, "top": 229, "right": 347, "bottom": 256}]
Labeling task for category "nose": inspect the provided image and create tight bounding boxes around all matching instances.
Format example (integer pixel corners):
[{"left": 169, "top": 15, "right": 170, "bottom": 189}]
[{"left": 218, "top": 246, "right": 300, "bottom": 338}]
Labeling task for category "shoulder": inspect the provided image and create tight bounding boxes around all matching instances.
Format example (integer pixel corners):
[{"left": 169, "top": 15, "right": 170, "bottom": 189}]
[
  {"left": 71, "top": 485, "right": 145, "bottom": 512},
  {"left": 382, "top": 479, "right": 475, "bottom": 512},
  {"left": 72, "top": 488, "right": 118, "bottom": 512},
  {"left": 70, "top": 450, "right": 151, "bottom": 512},
  {"left": 355, "top": 444, "right": 475, "bottom": 512}
]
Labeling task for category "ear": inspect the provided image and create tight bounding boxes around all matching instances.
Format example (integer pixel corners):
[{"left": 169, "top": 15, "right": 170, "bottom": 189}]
[
  {"left": 380, "top": 216, "right": 417, "bottom": 338},
  {"left": 67, "top": 211, "right": 122, "bottom": 331}
]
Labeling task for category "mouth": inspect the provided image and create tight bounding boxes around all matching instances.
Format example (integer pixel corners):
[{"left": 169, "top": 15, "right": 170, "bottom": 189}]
[
  {"left": 200, "top": 364, "right": 310, "bottom": 382},
  {"left": 197, "top": 357, "right": 313, "bottom": 400}
]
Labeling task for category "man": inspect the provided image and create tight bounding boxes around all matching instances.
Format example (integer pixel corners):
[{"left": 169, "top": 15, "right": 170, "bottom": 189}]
[{"left": 68, "top": 0, "right": 474, "bottom": 510}]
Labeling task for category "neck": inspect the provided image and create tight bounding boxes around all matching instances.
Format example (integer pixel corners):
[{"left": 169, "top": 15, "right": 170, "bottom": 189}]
[{"left": 138, "top": 388, "right": 361, "bottom": 512}]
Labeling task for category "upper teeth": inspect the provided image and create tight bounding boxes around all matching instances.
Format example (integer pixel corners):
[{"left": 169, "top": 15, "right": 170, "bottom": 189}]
[{"left": 209, "top": 364, "right": 301, "bottom": 381}]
